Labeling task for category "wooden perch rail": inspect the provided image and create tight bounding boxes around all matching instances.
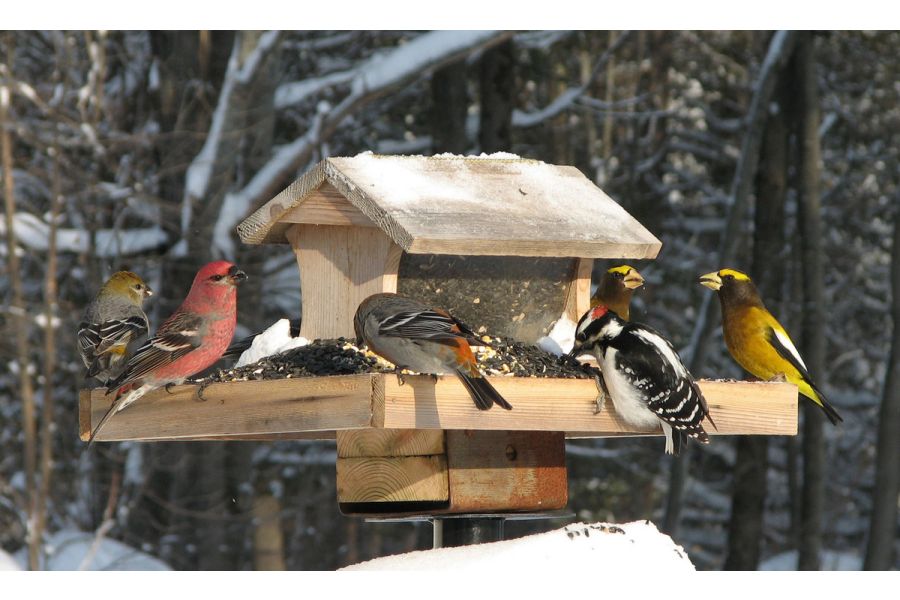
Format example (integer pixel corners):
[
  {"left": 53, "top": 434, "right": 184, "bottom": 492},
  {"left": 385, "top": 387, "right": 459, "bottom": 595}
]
[{"left": 80, "top": 375, "right": 797, "bottom": 442}]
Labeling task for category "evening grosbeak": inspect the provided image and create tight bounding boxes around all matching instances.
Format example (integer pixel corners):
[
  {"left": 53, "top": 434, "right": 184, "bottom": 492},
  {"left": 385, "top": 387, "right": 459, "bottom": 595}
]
[
  {"left": 88, "top": 261, "right": 247, "bottom": 444},
  {"left": 354, "top": 292, "right": 513, "bottom": 411},
  {"left": 590, "top": 265, "right": 645, "bottom": 321},
  {"left": 699, "top": 268, "right": 842, "bottom": 425},
  {"left": 568, "top": 305, "right": 714, "bottom": 455},
  {"left": 78, "top": 271, "right": 153, "bottom": 384}
]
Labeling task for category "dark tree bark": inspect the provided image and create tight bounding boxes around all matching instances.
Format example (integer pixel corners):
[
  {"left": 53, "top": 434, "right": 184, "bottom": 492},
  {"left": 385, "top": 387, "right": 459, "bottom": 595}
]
[
  {"left": 723, "top": 75, "right": 789, "bottom": 570},
  {"left": 478, "top": 39, "right": 514, "bottom": 153},
  {"left": 864, "top": 204, "right": 900, "bottom": 569},
  {"left": 430, "top": 60, "right": 469, "bottom": 154},
  {"left": 794, "top": 32, "right": 826, "bottom": 571},
  {"left": 663, "top": 31, "right": 798, "bottom": 537}
]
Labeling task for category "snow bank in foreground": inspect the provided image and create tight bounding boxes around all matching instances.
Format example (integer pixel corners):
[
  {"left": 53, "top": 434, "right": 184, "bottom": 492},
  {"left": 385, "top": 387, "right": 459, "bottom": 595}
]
[
  {"left": 236, "top": 318, "right": 309, "bottom": 368},
  {"left": 0, "top": 548, "right": 20, "bottom": 570},
  {"left": 13, "top": 528, "right": 171, "bottom": 570},
  {"left": 536, "top": 315, "right": 577, "bottom": 356},
  {"left": 342, "top": 520, "right": 694, "bottom": 571},
  {"left": 760, "top": 549, "right": 863, "bottom": 571}
]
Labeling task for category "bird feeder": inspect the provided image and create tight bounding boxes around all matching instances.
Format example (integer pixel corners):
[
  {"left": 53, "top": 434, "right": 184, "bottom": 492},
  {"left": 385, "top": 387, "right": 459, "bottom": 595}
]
[{"left": 80, "top": 154, "right": 798, "bottom": 519}]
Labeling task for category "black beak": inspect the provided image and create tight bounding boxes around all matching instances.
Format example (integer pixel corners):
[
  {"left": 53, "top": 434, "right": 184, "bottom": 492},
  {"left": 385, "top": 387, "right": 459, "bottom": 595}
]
[{"left": 228, "top": 266, "right": 248, "bottom": 283}]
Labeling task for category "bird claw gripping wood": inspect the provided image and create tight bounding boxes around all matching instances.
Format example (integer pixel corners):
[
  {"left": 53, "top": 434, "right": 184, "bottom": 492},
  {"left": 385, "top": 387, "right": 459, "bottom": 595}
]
[
  {"left": 164, "top": 382, "right": 178, "bottom": 394},
  {"left": 195, "top": 380, "right": 214, "bottom": 402},
  {"left": 592, "top": 372, "right": 611, "bottom": 415},
  {"left": 394, "top": 367, "right": 407, "bottom": 387}
]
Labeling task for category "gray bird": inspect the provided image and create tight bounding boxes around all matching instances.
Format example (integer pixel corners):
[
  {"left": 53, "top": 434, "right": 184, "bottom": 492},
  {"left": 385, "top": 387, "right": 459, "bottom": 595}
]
[
  {"left": 354, "top": 293, "right": 513, "bottom": 411},
  {"left": 78, "top": 271, "right": 152, "bottom": 385}
]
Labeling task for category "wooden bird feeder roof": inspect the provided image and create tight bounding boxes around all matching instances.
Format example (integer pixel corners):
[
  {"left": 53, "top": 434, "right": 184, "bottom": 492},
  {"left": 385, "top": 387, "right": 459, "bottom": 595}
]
[{"left": 237, "top": 153, "right": 662, "bottom": 258}]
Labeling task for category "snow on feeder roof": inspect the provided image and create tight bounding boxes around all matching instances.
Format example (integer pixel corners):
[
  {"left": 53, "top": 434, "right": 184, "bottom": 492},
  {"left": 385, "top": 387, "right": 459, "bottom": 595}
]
[{"left": 237, "top": 152, "right": 662, "bottom": 258}]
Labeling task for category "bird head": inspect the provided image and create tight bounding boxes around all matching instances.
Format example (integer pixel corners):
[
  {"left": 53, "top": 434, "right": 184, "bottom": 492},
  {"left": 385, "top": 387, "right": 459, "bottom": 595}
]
[
  {"left": 567, "top": 304, "right": 623, "bottom": 358},
  {"left": 104, "top": 271, "right": 153, "bottom": 305},
  {"left": 607, "top": 265, "right": 645, "bottom": 290},
  {"left": 699, "top": 268, "right": 762, "bottom": 306},
  {"left": 195, "top": 261, "right": 248, "bottom": 287}
]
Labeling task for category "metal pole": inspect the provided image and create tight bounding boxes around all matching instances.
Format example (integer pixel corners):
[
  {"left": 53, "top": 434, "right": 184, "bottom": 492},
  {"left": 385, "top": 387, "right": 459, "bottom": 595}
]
[{"left": 432, "top": 517, "right": 505, "bottom": 549}]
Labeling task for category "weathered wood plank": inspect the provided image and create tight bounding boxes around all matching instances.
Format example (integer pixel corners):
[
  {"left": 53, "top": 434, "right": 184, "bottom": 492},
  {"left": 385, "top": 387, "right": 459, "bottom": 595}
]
[
  {"left": 279, "top": 183, "right": 377, "bottom": 228},
  {"left": 238, "top": 155, "right": 663, "bottom": 258},
  {"left": 80, "top": 375, "right": 377, "bottom": 442},
  {"left": 380, "top": 376, "right": 798, "bottom": 435},
  {"left": 336, "top": 456, "right": 449, "bottom": 502},
  {"left": 446, "top": 430, "right": 567, "bottom": 512},
  {"left": 79, "top": 375, "right": 797, "bottom": 442},
  {"left": 336, "top": 429, "right": 445, "bottom": 458}
]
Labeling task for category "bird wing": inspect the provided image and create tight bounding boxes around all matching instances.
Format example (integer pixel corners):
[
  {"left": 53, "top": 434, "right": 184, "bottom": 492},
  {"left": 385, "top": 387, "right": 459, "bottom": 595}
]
[
  {"left": 82, "top": 315, "right": 149, "bottom": 355},
  {"left": 108, "top": 312, "right": 203, "bottom": 389},
  {"left": 612, "top": 325, "right": 711, "bottom": 433},
  {"left": 766, "top": 324, "right": 808, "bottom": 372},
  {"left": 377, "top": 309, "right": 460, "bottom": 342}
]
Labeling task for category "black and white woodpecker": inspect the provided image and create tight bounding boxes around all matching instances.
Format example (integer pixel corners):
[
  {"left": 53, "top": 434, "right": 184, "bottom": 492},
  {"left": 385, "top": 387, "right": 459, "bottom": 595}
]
[{"left": 568, "top": 305, "right": 716, "bottom": 455}]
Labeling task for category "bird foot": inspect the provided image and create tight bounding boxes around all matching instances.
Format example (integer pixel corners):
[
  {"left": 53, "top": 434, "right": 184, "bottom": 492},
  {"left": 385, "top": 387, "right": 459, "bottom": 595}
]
[
  {"left": 395, "top": 368, "right": 407, "bottom": 387},
  {"left": 195, "top": 380, "right": 214, "bottom": 402},
  {"left": 164, "top": 383, "right": 177, "bottom": 394},
  {"left": 767, "top": 372, "right": 788, "bottom": 383},
  {"left": 428, "top": 373, "right": 439, "bottom": 384},
  {"left": 592, "top": 373, "right": 611, "bottom": 415}
]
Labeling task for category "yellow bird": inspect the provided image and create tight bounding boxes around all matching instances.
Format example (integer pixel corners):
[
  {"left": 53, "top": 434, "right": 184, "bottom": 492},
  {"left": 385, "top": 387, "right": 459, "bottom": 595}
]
[
  {"left": 699, "top": 268, "right": 842, "bottom": 425},
  {"left": 590, "top": 265, "right": 645, "bottom": 321}
]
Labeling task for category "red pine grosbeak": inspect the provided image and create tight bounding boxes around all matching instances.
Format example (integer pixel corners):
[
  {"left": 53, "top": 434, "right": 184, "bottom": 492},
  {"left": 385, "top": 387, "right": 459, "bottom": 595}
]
[
  {"left": 78, "top": 271, "right": 152, "bottom": 384},
  {"left": 354, "top": 292, "right": 513, "bottom": 411},
  {"left": 88, "top": 261, "right": 247, "bottom": 444}
]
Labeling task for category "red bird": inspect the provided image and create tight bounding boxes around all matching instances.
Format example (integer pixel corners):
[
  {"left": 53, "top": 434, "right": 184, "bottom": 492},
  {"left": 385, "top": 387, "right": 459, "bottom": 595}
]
[{"left": 89, "top": 261, "right": 247, "bottom": 444}]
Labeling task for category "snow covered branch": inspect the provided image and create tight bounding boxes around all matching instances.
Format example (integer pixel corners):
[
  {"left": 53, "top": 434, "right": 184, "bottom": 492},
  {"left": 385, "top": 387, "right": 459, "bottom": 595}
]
[
  {"left": 212, "top": 30, "right": 514, "bottom": 258},
  {"left": 0, "top": 212, "right": 168, "bottom": 257},
  {"left": 181, "top": 31, "right": 283, "bottom": 238},
  {"left": 512, "top": 31, "right": 632, "bottom": 128}
]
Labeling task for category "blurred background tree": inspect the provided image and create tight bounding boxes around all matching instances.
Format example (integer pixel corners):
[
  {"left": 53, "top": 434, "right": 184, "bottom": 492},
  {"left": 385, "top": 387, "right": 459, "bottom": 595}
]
[{"left": 0, "top": 30, "right": 897, "bottom": 570}]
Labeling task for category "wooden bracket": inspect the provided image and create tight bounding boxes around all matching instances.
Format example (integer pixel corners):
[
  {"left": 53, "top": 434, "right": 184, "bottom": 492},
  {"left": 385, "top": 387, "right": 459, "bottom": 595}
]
[{"left": 336, "top": 428, "right": 567, "bottom": 516}]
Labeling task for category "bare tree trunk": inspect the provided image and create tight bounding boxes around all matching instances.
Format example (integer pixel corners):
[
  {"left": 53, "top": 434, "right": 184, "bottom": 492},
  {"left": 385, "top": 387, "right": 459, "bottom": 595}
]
[
  {"left": 253, "top": 495, "right": 285, "bottom": 570},
  {"left": 723, "top": 75, "right": 789, "bottom": 570},
  {"left": 1, "top": 51, "right": 39, "bottom": 570},
  {"left": 430, "top": 60, "right": 468, "bottom": 154},
  {"left": 478, "top": 39, "right": 514, "bottom": 153},
  {"left": 664, "top": 31, "right": 798, "bottom": 537},
  {"left": 794, "top": 32, "right": 826, "bottom": 571},
  {"left": 864, "top": 201, "right": 900, "bottom": 569},
  {"left": 34, "top": 137, "right": 63, "bottom": 569}
]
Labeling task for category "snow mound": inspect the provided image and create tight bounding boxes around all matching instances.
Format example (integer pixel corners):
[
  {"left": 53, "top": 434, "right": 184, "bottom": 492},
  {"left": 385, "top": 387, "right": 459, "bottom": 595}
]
[
  {"left": 0, "top": 548, "right": 20, "bottom": 570},
  {"left": 342, "top": 520, "right": 694, "bottom": 571},
  {"left": 536, "top": 315, "right": 577, "bottom": 356},
  {"left": 235, "top": 319, "right": 309, "bottom": 368},
  {"left": 14, "top": 528, "right": 171, "bottom": 570}
]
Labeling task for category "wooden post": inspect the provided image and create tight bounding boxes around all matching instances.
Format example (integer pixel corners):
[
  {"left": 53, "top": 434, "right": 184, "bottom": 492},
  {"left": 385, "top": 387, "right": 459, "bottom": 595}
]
[{"left": 287, "top": 223, "right": 402, "bottom": 339}]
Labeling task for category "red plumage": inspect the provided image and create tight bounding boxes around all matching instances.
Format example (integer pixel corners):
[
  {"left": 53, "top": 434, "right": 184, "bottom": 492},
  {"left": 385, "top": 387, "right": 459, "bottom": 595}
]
[{"left": 88, "top": 261, "right": 247, "bottom": 445}]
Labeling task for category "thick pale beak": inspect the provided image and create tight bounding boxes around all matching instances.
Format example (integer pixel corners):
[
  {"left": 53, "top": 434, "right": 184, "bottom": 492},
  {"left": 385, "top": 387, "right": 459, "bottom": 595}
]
[
  {"left": 228, "top": 266, "right": 248, "bottom": 284},
  {"left": 623, "top": 270, "right": 645, "bottom": 290},
  {"left": 144, "top": 286, "right": 154, "bottom": 298},
  {"left": 699, "top": 271, "right": 722, "bottom": 291}
]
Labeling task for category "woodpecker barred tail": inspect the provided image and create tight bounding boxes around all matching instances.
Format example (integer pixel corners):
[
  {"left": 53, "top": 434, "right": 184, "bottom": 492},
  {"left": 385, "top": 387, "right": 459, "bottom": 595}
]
[{"left": 570, "top": 305, "right": 712, "bottom": 456}]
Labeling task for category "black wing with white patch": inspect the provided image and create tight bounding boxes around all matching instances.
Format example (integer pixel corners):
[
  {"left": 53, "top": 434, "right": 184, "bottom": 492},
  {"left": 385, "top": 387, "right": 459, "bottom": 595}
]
[{"left": 609, "top": 324, "right": 711, "bottom": 444}]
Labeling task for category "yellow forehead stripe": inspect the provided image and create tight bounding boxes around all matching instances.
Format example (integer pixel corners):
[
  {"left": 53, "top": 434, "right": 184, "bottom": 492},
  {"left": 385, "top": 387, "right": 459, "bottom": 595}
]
[
  {"left": 718, "top": 268, "right": 751, "bottom": 281},
  {"left": 607, "top": 265, "right": 635, "bottom": 275}
]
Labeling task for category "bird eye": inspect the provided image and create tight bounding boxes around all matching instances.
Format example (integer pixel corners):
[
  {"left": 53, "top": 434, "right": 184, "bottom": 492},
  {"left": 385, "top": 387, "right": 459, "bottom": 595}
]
[
  {"left": 133, "top": 284, "right": 142, "bottom": 290},
  {"left": 723, "top": 274, "right": 734, "bottom": 281},
  {"left": 210, "top": 274, "right": 223, "bottom": 281}
]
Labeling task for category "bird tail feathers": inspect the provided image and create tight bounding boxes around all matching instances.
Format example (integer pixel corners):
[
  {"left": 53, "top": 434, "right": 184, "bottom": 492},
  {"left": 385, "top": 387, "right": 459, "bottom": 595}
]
[{"left": 455, "top": 370, "right": 513, "bottom": 411}]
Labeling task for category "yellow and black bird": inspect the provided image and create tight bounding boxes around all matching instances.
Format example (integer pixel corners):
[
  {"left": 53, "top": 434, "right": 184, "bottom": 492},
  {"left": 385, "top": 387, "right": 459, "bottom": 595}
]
[
  {"left": 590, "top": 265, "right": 645, "bottom": 321},
  {"left": 699, "top": 268, "right": 842, "bottom": 425}
]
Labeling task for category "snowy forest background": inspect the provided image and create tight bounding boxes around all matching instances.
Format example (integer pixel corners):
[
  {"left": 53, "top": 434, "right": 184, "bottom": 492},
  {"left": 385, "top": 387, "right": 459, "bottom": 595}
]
[{"left": 0, "top": 30, "right": 898, "bottom": 571}]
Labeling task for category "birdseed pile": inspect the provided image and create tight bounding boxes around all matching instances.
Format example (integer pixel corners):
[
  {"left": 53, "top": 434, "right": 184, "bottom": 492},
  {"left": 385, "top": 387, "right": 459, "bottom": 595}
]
[{"left": 195, "top": 336, "right": 598, "bottom": 385}]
